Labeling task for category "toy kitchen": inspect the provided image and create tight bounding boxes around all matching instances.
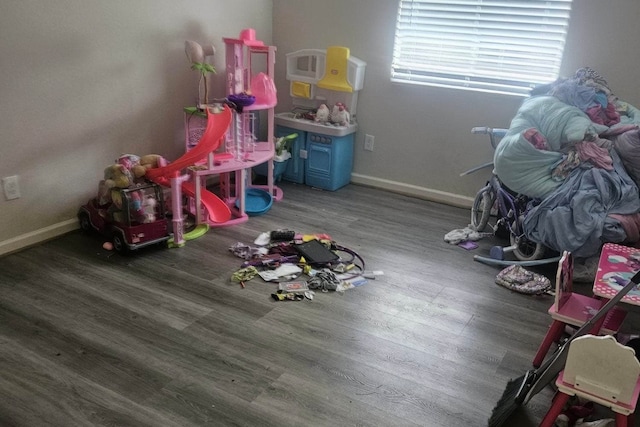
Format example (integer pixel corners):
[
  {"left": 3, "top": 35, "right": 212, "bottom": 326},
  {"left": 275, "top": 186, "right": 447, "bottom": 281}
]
[{"left": 272, "top": 46, "right": 366, "bottom": 191}]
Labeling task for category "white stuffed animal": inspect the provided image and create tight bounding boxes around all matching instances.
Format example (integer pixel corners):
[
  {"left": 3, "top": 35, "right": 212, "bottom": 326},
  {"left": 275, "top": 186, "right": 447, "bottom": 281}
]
[
  {"left": 330, "top": 102, "right": 350, "bottom": 126},
  {"left": 315, "top": 104, "right": 330, "bottom": 123},
  {"left": 142, "top": 196, "right": 157, "bottom": 223}
]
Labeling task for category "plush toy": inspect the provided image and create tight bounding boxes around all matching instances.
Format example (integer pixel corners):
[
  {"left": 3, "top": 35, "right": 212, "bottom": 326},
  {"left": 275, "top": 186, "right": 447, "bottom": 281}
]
[
  {"left": 103, "top": 163, "right": 133, "bottom": 189},
  {"left": 142, "top": 195, "right": 157, "bottom": 223},
  {"left": 132, "top": 154, "right": 167, "bottom": 179},
  {"left": 315, "top": 104, "right": 330, "bottom": 123},
  {"left": 97, "top": 180, "right": 111, "bottom": 206},
  {"left": 108, "top": 189, "right": 151, "bottom": 223},
  {"left": 330, "top": 102, "right": 350, "bottom": 126},
  {"left": 129, "top": 190, "right": 146, "bottom": 223},
  {"left": 117, "top": 154, "right": 141, "bottom": 172},
  {"left": 108, "top": 189, "right": 125, "bottom": 222}
]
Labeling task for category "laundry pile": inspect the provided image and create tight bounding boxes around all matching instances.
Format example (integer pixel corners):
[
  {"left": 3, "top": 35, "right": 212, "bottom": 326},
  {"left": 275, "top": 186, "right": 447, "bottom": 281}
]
[{"left": 494, "top": 68, "right": 640, "bottom": 258}]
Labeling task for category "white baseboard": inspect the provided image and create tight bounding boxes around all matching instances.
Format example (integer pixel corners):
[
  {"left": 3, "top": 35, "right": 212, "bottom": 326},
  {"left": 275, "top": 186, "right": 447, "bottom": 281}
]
[
  {"left": 0, "top": 219, "right": 78, "bottom": 257},
  {"left": 350, "top": 173, "right": 474, "bottom": 209},
  {"left": 0, "top": 177, "right": 471, "bottom": 257}
]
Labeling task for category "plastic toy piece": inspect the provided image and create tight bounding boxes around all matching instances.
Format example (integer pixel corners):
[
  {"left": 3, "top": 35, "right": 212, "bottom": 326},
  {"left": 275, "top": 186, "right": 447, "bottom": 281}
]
[
  {"left": 146, "top": 105, "right": 232, "bottom": 246},
  {"left": 78, "top": 182, "right": 170, "bottom": 253},
  {"left": 235, "top": 188, "right": 273, "bottom": 216},
  {"left": 318, "top": 46, "right": 352, "bottom": 92},
  {"left": 539, "top": 334, "right": 640, "bottom": 426},
  {"left": 291, "top": 81, "right": 312, "bottom": 99},
  {"left": 532, "top": 251, "right": 626, "bottom": 368},
  {"left": 146, "top": 106, "right": 231, "bottom": 179},
  {"left": 181, "top": 181, "right": 230, "bottom": 223},
  {"left": 250, "top": 72, "right": 277, "bottom": 106},
  {"left": 473, "top": 254, "right": 561, "bottom": 267}
]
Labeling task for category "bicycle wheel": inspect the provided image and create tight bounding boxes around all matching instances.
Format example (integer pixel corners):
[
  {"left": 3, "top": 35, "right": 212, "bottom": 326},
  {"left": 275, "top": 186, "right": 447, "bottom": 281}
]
[
  {"left": 510, "top": 232, "right": 545, "bottom": 261},
  {"left": 471, "top": 184, "right": 495, "bottom": 232}
]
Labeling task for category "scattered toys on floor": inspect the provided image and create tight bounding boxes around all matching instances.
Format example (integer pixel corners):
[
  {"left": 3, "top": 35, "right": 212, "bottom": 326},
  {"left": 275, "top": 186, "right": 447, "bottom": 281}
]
[{"left": 228, "top": 230, "right": 381, "bottom": 300}]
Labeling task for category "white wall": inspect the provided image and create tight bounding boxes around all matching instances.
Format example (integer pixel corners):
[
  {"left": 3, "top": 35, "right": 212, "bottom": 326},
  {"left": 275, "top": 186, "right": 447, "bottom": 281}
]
[
  {"left": 0, "top": 0, "right": 272, "bottom": 254},
  {"left": 272, "top": 0, "right": 640, "bottom": 205},
  {"left": 3, "top": 0, "right": 640, "bottom": 255}
]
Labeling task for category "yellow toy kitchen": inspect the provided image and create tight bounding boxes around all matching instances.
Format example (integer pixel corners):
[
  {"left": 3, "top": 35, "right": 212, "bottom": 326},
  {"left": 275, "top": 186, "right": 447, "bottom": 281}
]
[{"left": 269, "top": 46, "right": 366, "bottom": 190}]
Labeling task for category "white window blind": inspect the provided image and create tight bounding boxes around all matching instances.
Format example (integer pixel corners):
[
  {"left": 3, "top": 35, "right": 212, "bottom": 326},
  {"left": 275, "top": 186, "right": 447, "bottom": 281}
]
[{"left": 392, "top": 0, "right": 573, "bottom": 96}]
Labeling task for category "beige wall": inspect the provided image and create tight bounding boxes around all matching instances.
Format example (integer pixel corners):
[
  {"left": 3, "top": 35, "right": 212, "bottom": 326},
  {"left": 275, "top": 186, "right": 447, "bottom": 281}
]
[
  {"left": 272, "top": 0, "right": 640, "bottom": 205},
  {"left": 0, "top": 0, "right": 272, "bottom": 254},
  {"left": 2, "top": 0, "right": 640, "bottom": 254}
]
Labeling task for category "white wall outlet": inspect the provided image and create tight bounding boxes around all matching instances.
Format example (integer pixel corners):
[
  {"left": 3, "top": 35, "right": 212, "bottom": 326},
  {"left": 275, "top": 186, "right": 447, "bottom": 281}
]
[
  {"left": 2, "top": 175, "right": 20, "bottom": 200},
  {"left": 364, "top": 134, "right": 375, "bottom": 151}
]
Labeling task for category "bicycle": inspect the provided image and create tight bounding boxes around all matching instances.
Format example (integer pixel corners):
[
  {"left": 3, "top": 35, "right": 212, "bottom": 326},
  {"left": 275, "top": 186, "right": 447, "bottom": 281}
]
[{"left": 464, "top": 127, "right": 546, "bottom": 262}]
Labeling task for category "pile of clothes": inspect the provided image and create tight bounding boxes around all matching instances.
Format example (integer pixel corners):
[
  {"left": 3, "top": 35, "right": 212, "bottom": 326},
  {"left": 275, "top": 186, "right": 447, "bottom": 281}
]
[{"left": 494, "top": 68, "right": 640, "bottom": 258}]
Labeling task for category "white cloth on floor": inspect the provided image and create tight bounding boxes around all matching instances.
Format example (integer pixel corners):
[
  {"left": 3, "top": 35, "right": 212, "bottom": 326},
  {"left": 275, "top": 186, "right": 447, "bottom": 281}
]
[{"left": 444, "top": 226, "right": 492, "bottom": 245}]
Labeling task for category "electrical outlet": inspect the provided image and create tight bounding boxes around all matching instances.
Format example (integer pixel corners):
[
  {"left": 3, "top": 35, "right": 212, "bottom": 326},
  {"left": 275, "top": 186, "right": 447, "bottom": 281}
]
[
  {"left": 364, "top": 134, "right": 375, "bottom": 151},
  {"left": 2, "top": 175, "right": 20, "bottom": 200}
]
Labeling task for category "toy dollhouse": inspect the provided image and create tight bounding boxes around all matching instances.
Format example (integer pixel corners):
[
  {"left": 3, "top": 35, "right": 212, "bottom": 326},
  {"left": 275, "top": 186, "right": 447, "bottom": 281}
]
[{"left": 184, "top": 29, "right": 281, "bottom": 226}]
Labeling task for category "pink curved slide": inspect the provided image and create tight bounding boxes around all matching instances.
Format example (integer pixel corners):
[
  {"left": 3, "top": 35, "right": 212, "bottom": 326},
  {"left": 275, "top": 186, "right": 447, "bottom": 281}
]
[
  {"left": 146, "top": 105, "right": 232, "bottom": 223},
  {"left": 181, "top": 181, "right": 230, "bottom": 223}
]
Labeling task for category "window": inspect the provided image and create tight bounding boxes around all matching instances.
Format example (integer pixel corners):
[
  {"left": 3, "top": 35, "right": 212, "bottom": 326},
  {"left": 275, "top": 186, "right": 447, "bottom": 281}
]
[{"left": 391, "top": 0, "right": 573, "bottom": 96}]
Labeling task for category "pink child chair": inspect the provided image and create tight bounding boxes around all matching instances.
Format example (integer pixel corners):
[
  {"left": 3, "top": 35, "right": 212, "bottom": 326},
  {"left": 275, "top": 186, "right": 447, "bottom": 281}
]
[
  {"left": 539, "top": 334, "right": 640, "bottom": 427},
  {"left": 532, "top": 251, "right": 627, "bottom": 368}
]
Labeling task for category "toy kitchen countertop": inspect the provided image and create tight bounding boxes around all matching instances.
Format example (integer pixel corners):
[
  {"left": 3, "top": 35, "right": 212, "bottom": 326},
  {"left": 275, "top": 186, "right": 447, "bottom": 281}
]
[{"left": 274, "top": 111, "right": 357, "bottom": 137}]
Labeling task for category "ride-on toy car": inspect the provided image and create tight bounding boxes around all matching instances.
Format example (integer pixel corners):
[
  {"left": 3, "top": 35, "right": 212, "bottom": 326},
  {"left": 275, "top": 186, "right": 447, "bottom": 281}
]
[{"left": 78, "top": 182, "right": 170, "bottom": 253}]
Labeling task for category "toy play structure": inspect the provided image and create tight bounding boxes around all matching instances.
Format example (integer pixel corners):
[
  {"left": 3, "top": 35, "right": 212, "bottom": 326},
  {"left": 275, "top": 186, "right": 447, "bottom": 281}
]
[
  {"left": 180, "top": 30, "right": 282, "bottom": 226},
  {"left": 149, "top": 29, "right": 281, "bottom": 246},
  {"left": 284, "top": 46, "right": 365, "bottom": 114},
  {"left": 272, "top": 46, "right": 366, "bottom": 190},
  {"left": 81, "top": 29, "right": 282, "bottom": 251},
  {"left": 145, "top": 105, "right": 233, "bottom": 247}
]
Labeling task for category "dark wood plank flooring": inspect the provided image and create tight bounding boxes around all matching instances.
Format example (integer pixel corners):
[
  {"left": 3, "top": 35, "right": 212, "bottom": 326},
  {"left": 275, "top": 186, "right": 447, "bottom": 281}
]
[{"left": 2, "top": 181, "right": 639, "bottom": 426}]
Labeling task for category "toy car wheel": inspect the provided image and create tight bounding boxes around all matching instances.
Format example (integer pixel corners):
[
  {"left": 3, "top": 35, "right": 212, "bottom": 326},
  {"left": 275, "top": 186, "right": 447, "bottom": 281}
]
[
  {"left": 112, "top": 231, "right": 128, "bottom": 253},
  {"left": 78, "top": 211, "right": 92, "bottom": 233}
]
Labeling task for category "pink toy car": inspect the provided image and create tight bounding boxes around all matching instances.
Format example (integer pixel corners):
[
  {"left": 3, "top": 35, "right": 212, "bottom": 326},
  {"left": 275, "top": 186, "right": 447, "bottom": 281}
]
[{"left": 78, "top": 182, "right": 170, "bottom": 253}]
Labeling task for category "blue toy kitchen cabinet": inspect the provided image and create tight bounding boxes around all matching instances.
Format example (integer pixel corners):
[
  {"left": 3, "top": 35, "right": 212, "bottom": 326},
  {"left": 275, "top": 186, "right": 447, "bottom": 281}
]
[
  {"left": 274, "top": 123, "right": 356, "bottom": 191},
  {"left": 305, "top": 132, "right": 354, "bottom": 191},
  {"left": 273, "top": 45, "right": 366, "bottom": 191}
]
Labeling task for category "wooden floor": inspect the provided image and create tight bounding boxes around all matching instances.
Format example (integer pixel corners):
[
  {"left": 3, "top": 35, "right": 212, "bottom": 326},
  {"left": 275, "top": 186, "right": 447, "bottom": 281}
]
[{"left": 1, "top": 181, "right": 638, "bottom": 426}]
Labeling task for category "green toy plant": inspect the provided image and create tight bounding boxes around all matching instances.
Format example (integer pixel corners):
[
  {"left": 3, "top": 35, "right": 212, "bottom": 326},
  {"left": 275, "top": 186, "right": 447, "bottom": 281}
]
[
  {"left": 275, "top": 133, "right": 298, "bottom": 159},
  {"left": 191, "top": 62, "right": 216, "bottom": 106}
]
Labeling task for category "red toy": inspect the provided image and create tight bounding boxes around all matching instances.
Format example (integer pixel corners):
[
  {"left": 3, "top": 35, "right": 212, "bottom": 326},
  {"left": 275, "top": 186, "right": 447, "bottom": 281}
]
[{"left": 78, "top": 183, "right": 170, "bottom": 253}]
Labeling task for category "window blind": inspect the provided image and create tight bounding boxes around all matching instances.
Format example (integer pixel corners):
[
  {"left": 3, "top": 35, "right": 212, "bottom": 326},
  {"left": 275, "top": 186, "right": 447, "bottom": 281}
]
[{"left": 392, "top": 0, "right": 573, "bottom": 96}]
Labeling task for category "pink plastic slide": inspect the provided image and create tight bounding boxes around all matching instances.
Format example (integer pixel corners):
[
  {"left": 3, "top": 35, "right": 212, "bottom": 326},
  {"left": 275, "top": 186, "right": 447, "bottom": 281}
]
[
  {"left": 146, "top": 105, "right": 232, "bottom": 223},
  {"left": 181, "top": 181, "right": 230, "bottom": 223}
]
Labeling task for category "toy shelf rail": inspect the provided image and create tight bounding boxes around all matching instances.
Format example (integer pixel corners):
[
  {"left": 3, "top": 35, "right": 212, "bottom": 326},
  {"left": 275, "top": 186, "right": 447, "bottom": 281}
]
[{"left": 188, "top": 139, "right": 282, "bottom": 226}]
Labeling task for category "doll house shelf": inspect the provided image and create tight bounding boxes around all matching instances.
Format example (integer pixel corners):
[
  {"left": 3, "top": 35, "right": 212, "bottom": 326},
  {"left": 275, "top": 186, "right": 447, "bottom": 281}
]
[{"left": 183, "top": 30, "right": 281, "bottom": 227}]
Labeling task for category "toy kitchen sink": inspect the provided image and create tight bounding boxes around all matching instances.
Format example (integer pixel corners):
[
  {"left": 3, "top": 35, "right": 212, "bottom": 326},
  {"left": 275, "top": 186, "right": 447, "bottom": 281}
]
[
  {"left": 274, "top": 111, "right": 357, "bottom": 137},
  {"left": 270, "top": 46, "right": 366, "bottom": 190}
]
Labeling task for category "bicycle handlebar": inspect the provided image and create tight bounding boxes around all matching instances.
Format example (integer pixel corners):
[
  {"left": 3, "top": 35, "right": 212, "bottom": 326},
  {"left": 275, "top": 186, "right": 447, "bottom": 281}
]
[
  {"left": 461, "top": 126, "right": 509, "bottom": 175},
  {"left": 472, "top": 127, "right": 508, "bottom": 137},
  {"left": 471, "top": 126, "right": 491, "bottom": 134}
]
